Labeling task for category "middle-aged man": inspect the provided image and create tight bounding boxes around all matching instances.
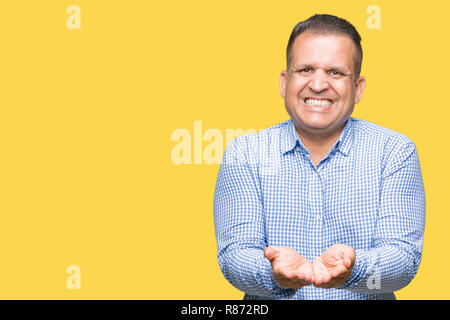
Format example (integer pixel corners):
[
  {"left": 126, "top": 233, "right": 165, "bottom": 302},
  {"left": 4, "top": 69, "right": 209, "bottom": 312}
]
[{"left": 213, "top": 14, "right": 426, "bottom": 299}]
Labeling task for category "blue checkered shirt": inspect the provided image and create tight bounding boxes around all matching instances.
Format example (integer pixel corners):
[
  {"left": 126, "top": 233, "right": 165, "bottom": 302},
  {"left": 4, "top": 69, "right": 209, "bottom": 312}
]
[{"left": 213, "top": 117, "right": 425, "bottom": 300}]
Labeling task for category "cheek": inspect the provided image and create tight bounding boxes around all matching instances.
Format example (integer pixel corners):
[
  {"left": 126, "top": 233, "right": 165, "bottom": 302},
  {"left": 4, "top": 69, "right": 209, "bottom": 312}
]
[
  {"left": 287, "top": 78, "right": 307, "bottom": 99},
  {"left": 333, "top": 83, "right": 355, "bottom": 101}
]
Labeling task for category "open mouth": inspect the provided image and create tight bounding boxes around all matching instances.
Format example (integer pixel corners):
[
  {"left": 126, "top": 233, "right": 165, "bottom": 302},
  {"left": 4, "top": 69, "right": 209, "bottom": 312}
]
[{"left": 304, "top": 98, "right": 333, "bottom": 108}]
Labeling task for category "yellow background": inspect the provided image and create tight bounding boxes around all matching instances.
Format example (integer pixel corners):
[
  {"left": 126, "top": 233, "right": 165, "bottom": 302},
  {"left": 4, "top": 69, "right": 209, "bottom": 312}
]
[{"left": 0, "top": 0, "right": 447, "bottom": 299}]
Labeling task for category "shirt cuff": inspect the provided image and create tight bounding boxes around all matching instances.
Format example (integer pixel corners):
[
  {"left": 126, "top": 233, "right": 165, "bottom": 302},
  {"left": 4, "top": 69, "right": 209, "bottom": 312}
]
[{"left": 337, "top": 249, "right": 368, "bottom": 289}]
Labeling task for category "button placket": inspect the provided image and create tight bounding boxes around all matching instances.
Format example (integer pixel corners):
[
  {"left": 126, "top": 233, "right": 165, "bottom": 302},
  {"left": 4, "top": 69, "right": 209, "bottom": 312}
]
[{"left": 308, "top": 169, "right": 324, "bottom": 260}]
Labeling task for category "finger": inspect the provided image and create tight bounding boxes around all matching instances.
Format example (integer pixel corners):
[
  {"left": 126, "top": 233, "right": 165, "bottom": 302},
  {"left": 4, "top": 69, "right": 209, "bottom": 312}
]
[
  {"left": 264, "top": 247, "right": 279, "bottom": 261},
  {"left": 284, "top": 270, "right": 295, "bottom": 279},
  {"left": 313, "top": 278, "right": 322, "bottom": 286},
  {"left": 316, "top": 273, "right": 331, "bottom": 285},
  {"left": 277, "top": 276, "right": 311, "bottom": 289},
  {"left": 342, "top": 257, "right": 351, "bottom": 269},
  {"left": 296, "top": 271, "right": 312, "bottom": 283},
  {"left": 314, "top": 277, "right": 339, "bottom": 289},
  {"left": 342, "top": 246, "right": 356, "bottom": 267},
  {"left": 296, "top": 271, "right": 305, "bottom": 280},
  {"left": 313, "top": 273, "right": 323, "bottom": 285},
  {"left": 313, "top": 279, "right": 330, "bottom": 288},
  {"left": 303, "top": 272, "right": 313, "bottom": 283},
  {"left": 330, "top": 264, "right": 348, "bottom": 278},
  {"left": 275, "top": 267, "right": 297, "bottom": 280}
]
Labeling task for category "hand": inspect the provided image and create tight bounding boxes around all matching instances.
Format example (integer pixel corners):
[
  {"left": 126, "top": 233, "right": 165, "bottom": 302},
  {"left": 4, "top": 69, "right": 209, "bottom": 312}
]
[
  {"left": 312, "top": 244, "right": 355, "bottom": 289},
  {"left": 264, "top": 246, "right": 313, "bottom": 289}
]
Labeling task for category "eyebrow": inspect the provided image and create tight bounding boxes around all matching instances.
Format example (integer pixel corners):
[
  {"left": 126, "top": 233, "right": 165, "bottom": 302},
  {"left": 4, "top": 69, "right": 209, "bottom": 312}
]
[
  {"left": 292, "top": 63, "right": 313, "bottom": 70},
  {"left": 292, "top": 63, "right": 351, "bottom": 75}
]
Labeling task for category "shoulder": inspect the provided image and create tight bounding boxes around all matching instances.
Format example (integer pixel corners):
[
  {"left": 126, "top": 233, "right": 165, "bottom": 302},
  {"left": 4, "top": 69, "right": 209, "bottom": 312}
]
[
  {"left": 351, "top": 117, "right": 415, "bottom": 149},
  {"left": 352, "top": 118, "right": 412, "bottom": 143},
  {"left": 223, "top": 121, "right": 290, "bottom": 165},
  {"left": 227, "top": 120, "right": 290, "bottom": 150},
  {"left": 350, "top": 117, "right": 418, "bottom": 171}
]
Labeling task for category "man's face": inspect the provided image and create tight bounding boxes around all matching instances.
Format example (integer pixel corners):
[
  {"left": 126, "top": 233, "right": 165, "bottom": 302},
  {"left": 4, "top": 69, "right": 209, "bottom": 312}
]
[{"left": 280, "top": 32, "right": 366, "bottom": 139}]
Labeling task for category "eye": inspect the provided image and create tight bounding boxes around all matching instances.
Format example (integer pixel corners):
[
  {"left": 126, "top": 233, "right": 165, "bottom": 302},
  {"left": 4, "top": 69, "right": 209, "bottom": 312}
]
[
  {"left": 296, "top": 68, "right": 312, "bottom": 74},
  {"left": 329, "top": 70, "right": 342, "bottom": 76}
]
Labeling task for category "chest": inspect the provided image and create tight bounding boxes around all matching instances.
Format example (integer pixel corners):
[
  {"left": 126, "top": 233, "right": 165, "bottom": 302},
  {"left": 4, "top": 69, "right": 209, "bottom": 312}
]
[{"left": 260, "top": 152, "right": 381, "bottom": 252}]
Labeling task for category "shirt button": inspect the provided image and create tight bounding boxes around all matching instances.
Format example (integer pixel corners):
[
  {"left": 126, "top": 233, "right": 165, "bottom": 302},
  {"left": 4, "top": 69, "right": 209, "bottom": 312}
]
[{"left": 314, "top": 214, "right": 321, "bottom": 220}]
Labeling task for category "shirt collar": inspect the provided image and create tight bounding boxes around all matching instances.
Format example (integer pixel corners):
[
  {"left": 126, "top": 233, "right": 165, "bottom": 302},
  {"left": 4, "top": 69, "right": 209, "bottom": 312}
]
[{"left": 281, "top": 118, "right": 354, "bottom": 156}]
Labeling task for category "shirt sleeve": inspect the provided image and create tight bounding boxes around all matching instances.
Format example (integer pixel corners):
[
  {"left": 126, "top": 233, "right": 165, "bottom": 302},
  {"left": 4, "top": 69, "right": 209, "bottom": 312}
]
[
  {"left": 340, "top": 142, "right": 426, "bottom": 293},
  {"left": 213, "top": 138, "right": 296, "bottom": 299}
]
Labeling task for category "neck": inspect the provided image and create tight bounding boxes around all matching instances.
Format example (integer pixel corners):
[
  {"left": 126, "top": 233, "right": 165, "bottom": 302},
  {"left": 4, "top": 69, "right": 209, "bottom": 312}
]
[{"left": 294, "top": 122, "right": 347, "bottom": 158}]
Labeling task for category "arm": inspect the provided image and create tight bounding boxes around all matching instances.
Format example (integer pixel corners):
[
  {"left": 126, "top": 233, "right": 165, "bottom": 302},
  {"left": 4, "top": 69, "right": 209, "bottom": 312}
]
[
  {"left": 340, "top": 142, "right": 426, "bottom": 293},
  {"left": 213, "top": 139, "right": 297, "bottom": 298}
]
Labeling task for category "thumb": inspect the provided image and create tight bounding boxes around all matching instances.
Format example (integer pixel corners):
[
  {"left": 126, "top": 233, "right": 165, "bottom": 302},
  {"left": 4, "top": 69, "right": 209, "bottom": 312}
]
[
  {"left": 264, "top": 246, "right": 279, "bottom": 261},
  {"left": 342, "top": 246, "right": 355, "bottom": 269}
]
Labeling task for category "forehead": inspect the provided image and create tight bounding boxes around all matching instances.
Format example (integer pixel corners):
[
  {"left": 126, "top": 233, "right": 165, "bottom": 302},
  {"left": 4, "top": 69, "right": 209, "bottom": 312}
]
[{"left": 291, "top": 32, "right": 356, "bottom": 70}]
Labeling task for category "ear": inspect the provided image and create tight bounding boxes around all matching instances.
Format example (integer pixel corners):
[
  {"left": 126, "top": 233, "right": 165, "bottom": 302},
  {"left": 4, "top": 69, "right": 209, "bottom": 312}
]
[
  {"left": 354, "top": 75, "right": 366, "bottom": 104},
  {"left": 280, "top": 70, "right": 288, "bottom": 99}
]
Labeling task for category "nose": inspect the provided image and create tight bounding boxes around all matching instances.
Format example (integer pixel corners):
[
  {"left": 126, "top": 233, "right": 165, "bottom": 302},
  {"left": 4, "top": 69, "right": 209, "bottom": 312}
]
[{"left": 308, "top": 69, "right": 330, "bottom": 93}]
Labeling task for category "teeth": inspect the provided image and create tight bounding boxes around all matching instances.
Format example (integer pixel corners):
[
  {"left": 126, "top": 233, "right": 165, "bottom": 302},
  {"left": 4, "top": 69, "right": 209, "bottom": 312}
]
[{"left": 305, "top": 98, "right": 332, "bottom": 107}]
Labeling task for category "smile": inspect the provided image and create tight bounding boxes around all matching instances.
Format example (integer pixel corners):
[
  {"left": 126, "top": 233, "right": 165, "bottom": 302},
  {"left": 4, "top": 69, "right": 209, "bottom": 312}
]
[{"left": 304, "top": 98, "right": 333, "bottom": 108}]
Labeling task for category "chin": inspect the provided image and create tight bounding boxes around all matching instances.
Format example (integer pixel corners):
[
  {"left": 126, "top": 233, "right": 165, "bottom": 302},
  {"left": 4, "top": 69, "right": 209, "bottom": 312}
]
[{"left": 297, "top": 117, "right": 334, "bottom": 129}]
